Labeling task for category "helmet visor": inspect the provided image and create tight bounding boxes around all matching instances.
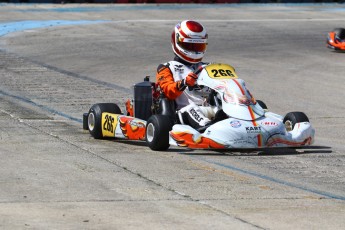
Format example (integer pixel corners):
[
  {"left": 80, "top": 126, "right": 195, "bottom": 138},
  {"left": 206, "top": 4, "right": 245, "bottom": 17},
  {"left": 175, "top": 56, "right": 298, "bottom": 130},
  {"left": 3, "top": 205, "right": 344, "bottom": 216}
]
[{"left": 179, "top": 42, "right": 207, "bottom": 53}]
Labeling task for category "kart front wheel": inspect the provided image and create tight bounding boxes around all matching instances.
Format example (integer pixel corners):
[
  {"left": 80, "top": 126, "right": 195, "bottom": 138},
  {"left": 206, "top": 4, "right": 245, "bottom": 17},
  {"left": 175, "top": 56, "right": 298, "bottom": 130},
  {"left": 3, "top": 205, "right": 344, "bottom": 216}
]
[
  {"left": 283, "top": 112, "right": 309, "bottom": 132},
  {"left": 87, "top": 103, "right": 121, "bottom": 139},
  {"left": 146, "top": 115, "right": 173, "bottom": 151}
]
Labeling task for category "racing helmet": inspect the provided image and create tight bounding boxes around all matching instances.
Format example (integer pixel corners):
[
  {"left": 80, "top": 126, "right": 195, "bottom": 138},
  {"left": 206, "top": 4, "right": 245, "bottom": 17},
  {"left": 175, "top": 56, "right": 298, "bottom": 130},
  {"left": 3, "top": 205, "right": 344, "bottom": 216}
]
[{"left": 171, "top": 20, "right": 208, "bottom": 64}]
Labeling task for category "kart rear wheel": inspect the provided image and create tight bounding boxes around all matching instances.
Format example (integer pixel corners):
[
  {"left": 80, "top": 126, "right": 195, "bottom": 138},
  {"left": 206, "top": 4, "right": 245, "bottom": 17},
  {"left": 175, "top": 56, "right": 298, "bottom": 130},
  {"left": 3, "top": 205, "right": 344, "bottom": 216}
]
[
  {"left": 88, "top": 103, "right": 122, "bottom": 139},
  {"left": 146, "top": 115, "right": 173, "bottom": 151},
  {"left": 283, "top": 112, "right": 309, "bottom": 132}
]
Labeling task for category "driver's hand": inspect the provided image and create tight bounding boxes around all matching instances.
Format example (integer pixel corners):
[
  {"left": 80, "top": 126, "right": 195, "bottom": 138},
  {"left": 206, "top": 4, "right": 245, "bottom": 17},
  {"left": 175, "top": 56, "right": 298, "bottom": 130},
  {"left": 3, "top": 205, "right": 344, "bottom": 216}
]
[{"left": 184, "top": 72, "right": 198, "bottom": 86}]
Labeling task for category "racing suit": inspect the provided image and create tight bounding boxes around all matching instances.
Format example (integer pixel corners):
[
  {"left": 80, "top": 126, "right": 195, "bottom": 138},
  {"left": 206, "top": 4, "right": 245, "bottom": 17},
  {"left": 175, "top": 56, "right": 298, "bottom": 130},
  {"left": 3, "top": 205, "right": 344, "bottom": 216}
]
[{"left": 156, "top": 56, "right": 216, "bottom": 129}]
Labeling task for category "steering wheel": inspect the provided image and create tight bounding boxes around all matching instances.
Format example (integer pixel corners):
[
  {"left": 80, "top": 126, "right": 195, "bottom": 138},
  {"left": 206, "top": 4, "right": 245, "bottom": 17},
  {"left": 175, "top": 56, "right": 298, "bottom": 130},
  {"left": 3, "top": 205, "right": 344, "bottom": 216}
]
[{"left": 188, "top": 66, "right": 204, "bottom": 91}]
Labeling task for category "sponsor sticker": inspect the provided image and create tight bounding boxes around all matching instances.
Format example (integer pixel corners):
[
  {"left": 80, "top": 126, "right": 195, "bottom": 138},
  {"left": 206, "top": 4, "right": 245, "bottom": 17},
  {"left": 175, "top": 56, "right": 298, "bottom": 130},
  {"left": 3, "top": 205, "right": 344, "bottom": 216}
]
[
  {"left": 230, "top": 120, "right": 241, "bottom": 128},
  {"left": 245, "top": 126, "right": 261, "bottom": 133},
  {"left": 190, "top": 108, "right": 204, "bottom": 122},
  {"left": 102, "top": 113, "right": 118, "bottom": 137},
  {"left": 174, "top": 64, "right": 184, "bottom": 73},
  {"left": 129, "top": 120, "right": 146, "bottom": 130},
  {"left": 261, "top": 121, "right": 279, "bottom": 126},
  {"left": 205, "top": 63, "right": 238, "bottom": 79}
]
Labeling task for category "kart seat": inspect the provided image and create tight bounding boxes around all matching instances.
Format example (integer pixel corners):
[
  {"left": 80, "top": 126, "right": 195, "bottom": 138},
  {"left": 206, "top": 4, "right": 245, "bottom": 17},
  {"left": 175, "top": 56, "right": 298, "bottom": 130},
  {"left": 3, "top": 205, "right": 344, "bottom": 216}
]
[{"left": 157, "top": 94, "right": 177, "bottom": 122}]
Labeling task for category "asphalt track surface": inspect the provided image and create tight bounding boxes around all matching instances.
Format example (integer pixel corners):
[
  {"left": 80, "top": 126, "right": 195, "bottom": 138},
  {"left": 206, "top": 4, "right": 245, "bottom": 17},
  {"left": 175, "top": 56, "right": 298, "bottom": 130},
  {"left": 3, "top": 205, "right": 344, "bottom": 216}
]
[{"left": 1, "top": 3, "right": 345, "bottom": 229}]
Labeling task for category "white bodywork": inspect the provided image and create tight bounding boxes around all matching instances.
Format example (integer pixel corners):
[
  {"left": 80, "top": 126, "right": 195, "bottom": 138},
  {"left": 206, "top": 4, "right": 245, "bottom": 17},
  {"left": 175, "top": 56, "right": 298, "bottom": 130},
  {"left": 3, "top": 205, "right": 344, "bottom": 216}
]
[{"left": 169, "top": 63, "right": 315, "bottom": 149}]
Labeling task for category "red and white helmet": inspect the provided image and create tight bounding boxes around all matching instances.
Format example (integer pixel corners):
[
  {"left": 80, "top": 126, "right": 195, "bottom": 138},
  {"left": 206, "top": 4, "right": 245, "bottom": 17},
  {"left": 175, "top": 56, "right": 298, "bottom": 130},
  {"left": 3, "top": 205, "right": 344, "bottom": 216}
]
[{"left": 171, "top": 20, "right": 208, "bottom": 64}]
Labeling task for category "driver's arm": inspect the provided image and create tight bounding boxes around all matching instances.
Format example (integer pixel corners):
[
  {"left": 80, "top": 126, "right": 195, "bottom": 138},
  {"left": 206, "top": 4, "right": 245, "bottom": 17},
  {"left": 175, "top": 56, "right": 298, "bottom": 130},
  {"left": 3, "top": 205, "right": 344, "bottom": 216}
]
[
  {"left": 156, "top": 64, "right": 184, "bottom": 100},
  {"left": 156, "top": 64, "right": 198, "bottom": 100}
]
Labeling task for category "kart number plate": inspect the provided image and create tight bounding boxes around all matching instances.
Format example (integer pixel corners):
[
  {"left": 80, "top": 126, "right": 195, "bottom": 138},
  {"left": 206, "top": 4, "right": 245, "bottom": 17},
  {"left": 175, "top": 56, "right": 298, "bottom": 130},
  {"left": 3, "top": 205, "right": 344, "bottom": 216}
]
[
  {"left": 205, "top": 63, "right": 238, "bottom": 79},
  {"left": 102, "top": 113, "right": 118, "bottom": 137}
]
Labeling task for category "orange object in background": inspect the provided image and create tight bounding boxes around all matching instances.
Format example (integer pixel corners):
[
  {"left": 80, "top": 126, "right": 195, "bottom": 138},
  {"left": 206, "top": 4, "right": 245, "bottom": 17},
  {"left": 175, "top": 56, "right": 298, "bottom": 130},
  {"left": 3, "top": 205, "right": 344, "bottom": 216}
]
[{"left": 327, "top": 28, "right": 345, "bottom": 51}]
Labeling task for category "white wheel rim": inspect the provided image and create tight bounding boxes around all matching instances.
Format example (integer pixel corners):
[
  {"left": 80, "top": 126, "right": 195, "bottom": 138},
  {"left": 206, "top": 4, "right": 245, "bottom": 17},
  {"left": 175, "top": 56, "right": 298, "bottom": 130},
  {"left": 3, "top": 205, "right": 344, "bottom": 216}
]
[
  {"left": 285, "top": 120, "right": 293, "bottom": 131},
  {"left": 88, "top": 113, "right": 95, "bottom": 131},
  {"left": 146, "top": 123, "right": 155, "bottom": 142}
]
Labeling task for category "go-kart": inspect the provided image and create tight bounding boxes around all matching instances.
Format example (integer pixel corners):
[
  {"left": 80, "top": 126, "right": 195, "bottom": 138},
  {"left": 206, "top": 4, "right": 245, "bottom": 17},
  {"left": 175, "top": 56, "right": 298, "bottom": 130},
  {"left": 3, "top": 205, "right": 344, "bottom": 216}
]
[
  {"left": 83, "top": 63, "right": 315, "bottom": 151},
  {"left": 327, "top": 28, "right": 345, "bottom": 51}
]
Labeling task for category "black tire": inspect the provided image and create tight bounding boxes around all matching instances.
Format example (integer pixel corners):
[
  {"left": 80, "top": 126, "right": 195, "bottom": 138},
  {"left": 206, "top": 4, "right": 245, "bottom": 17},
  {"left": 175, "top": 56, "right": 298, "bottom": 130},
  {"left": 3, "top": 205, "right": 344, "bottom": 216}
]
[
  {"left": 256, "top": 100, "right": 268, "bottom": 110},
  {"left": 88, "top": 103, "right": 122, "bottom": 139},
  {"left": 334, "top": 28, "right": 345, "bottom": 40},
  {"left": 82, "top": 113, "right": 88, "bottom": 130},
  {"left": 145, "top": 115, "right": 173, "bottom": 151},
  {"left": 283, "top": 112, "right": 309, "bottom": 131}
]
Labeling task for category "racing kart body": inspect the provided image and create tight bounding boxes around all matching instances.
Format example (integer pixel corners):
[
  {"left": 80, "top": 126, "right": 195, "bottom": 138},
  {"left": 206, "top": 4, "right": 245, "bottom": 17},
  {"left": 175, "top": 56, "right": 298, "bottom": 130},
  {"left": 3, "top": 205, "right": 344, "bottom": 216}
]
[
  {"left": 83, "top": 63, "right": 315, "bottom": 151},
  {"left": 327, "top": 28, "right": 345, "bottom": 51}
]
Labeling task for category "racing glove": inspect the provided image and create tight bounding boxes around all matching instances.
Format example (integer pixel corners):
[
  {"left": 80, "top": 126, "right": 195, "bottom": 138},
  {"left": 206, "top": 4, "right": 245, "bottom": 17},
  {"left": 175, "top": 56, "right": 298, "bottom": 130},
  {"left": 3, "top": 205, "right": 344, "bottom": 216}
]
[
  {"left": 185, "top": 72, "right": 198, "bottom": 86},
  {"left": 177, "top": 72, "right": 198, "bottom": 91}
]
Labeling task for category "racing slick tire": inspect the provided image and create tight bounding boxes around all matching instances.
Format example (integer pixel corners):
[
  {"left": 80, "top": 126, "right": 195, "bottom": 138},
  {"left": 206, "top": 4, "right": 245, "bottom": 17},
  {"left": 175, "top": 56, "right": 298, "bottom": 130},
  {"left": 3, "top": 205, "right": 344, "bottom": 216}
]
[
  {"left": 283, "top": 112, "right": 309, "bottom": 132},
  {"left": 145, "top": 115, "right": 173, "bottom": 151},
  {"left": 87, "top": 103, "right": 122, "bottom": 139}
]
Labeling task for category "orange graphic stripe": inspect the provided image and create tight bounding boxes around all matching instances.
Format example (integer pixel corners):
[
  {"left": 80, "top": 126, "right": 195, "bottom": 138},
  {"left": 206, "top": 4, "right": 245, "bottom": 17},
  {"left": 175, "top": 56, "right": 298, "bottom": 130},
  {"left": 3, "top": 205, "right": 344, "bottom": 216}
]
[
  {"left": 249, "top": 107, "right": 260, "bottom": 145},
  {"left": 267, "top": 137, "right": 312, "bottom": 147},
  {"left": 248, "top": 106, "right": 257, "bottom": 125},
  {"left": 232, "top": 79, "right": 245, "bottom": 95},
  {"left": 257, "top": 134, "right": 262, "bottom": 147},
  {"left": 170, "top": 131, "right": 225, "bottom": 149},
  {"left": 230, "top": 79, "right": 264, "bottom": 147},
  {"left": 119, "top": 117, "right": 146, "bottom": 141}
]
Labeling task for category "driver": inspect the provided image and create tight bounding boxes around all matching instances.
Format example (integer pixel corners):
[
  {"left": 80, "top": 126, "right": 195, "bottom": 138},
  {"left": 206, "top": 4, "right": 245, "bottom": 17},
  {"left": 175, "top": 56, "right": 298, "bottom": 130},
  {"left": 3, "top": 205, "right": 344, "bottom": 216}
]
[{"left": 156, "top": 20, "right": 217, "bottom": 130}]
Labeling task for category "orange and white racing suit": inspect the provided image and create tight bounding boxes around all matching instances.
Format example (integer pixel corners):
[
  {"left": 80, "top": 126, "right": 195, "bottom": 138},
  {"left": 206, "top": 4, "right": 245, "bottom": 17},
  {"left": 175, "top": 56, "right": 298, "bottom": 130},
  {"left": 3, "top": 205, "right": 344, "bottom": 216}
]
[{"left": 156, "top": 58, "right": 217, "bottom": 129}]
